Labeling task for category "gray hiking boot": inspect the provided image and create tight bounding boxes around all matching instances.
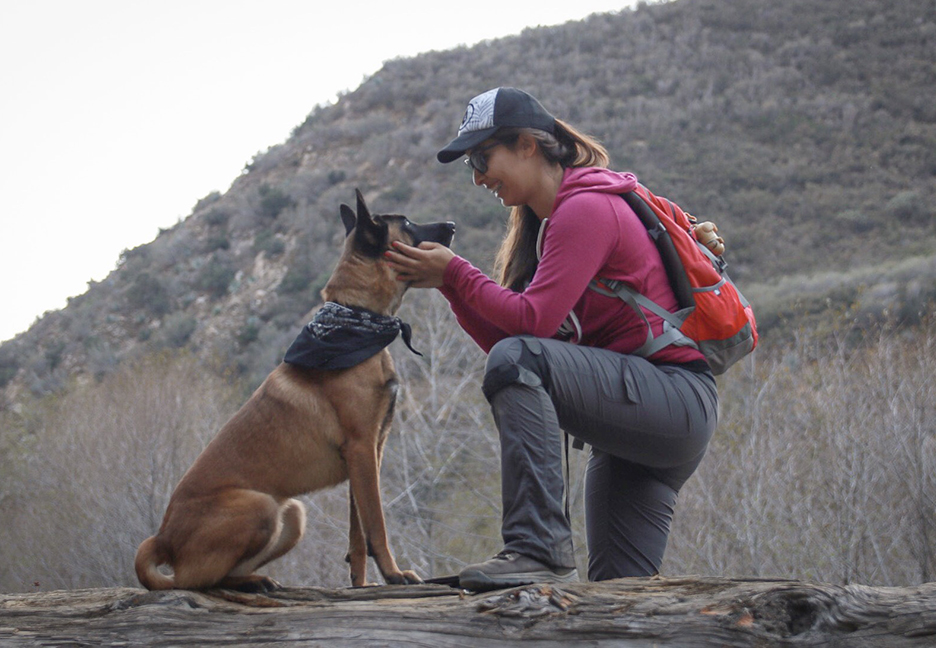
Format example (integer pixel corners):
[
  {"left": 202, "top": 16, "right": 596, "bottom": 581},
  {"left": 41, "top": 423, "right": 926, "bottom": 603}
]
[{"left": 458, "top": 551, "right": 579, "bottom": 592}]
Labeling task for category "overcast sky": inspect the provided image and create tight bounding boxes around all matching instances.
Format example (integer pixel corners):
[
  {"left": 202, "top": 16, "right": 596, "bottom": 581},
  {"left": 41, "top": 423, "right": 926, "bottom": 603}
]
[{"left": 0, "top": 0, "right": 641, "bottom": 343}]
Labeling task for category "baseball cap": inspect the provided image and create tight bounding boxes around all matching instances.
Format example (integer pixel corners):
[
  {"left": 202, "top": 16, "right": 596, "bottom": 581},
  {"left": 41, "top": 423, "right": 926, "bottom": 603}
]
[{"left": 436, "top": 87, "right": 557, "bottom": 163}]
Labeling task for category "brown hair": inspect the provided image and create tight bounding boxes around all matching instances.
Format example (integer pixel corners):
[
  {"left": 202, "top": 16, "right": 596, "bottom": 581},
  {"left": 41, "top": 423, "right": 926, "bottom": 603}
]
[{"left": 492, "top": 119, "right": 610, "bottom": 291}]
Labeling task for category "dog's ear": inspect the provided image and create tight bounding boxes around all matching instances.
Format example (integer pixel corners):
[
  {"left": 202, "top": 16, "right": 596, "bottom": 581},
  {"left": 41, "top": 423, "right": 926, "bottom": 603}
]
[
  {"left": 351, "top": 189, "right": 387, "bottom": 257},
  {"left": 355, "top": 189, "right": 370, "bottom": 220},
  {"left": 339, "top": 204, "right": 356, "bottom": 237}
]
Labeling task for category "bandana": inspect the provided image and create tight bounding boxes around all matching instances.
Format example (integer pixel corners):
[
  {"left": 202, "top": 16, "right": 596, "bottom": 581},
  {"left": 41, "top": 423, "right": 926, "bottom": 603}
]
[{"left": 283, "top": 302, "right": 421, "bottom": 370}]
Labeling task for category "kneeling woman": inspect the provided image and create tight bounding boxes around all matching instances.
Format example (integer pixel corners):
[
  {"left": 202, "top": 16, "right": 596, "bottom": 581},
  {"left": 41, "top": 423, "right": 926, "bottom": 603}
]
[{"left": 385, "top": 87, "right": 718, "bottom": 591}]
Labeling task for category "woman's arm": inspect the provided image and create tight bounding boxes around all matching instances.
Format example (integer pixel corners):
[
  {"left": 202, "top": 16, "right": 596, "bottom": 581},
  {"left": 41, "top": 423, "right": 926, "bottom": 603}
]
[
  {"left": 439, "top": 277, "right": 511, "bottom": 353},
  {"left": 439, "top": 195, "right": 619, "bottom": 339},
  {"left": 384, "top": 244, "right": 509, "bottom": 352},
  {"left": 385, "top": 192, "right": 622, "bottom": 349}
]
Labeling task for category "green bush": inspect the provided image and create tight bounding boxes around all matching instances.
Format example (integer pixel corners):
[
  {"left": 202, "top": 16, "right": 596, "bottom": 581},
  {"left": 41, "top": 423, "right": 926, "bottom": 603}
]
[
  {"left": 193, "top": 191, "right": 222, "bottom": 213},
  {"left": 44, "top": 341, "right": 66, "bottom": 371},
  {"left": 198, "top": 260, "right": 236, "bottom": 300},
  {"left": 278, "top": 263, "right": 314, "bottom": 295},
  {"left": 127, "top": 272, "right": 170, "bottom": 316},
  {"left": 0, "top": 345, "right": 20, "bottom": 388},
  {"left": 161, "top": 314, "right": 197, "bottom": 348},
  {"left": 258, "top": 184, "right": 295, "bottom": 220},
  {"left": 117, "top": 244, "right": 150, "bottom": 270},
  {"left": 203, "top": 234, "right": 231, "bottom": 253},
  {"left": 203, "top": 208, "right": 230, "bottom": 227},
  {"left": 838, "top": 208, "right": 879, "bottom": 234},
  {"left": 254, "top": 230, "right": 286, "bottom": 257},
  {"left": 237, "top": 317, "right": 261, "bottom": 348},
  {"left": 884, "top": 191, "right": 928, "bottom": 224},
  {"left": 381, "top": 181, "right": 414, "bottom": 206},
  {"left": 308, "top": 271, "right": 331, "bottom": 299}
]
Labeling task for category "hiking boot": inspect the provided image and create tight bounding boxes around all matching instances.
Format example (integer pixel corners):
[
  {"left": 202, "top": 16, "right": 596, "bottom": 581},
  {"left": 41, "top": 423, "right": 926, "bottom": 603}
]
[{"left": 458, "top": 551, "right": 578, "bottom": 592}]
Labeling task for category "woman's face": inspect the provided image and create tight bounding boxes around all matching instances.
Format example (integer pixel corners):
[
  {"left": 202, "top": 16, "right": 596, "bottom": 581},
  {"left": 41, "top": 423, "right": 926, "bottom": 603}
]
[{"left": 467, "top": 137, "right": 535, "bottom": 208}]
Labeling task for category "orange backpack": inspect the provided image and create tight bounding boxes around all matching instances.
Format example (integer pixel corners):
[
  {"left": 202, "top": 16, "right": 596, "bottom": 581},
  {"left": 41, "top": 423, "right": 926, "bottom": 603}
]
[{"left": 589, "top": 185, "right": 758, "bottom": 375}]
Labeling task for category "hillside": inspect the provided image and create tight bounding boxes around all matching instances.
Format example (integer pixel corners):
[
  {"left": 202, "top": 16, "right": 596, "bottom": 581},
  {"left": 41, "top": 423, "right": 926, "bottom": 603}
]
[{"left": 1, "top": 0, "right": 934, "bottom": 403}]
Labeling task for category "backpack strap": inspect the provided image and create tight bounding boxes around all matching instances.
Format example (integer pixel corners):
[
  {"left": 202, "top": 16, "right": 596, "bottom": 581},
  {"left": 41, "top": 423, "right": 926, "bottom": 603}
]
[
  {"left": 589, "top": 278, "right": 698, "bottom": 357},
  {"left": 621, "top": 190, "right": 695, "bottom": 310},
  {"left": 541, "top": 193, "right": 706, "bottom": 359}
]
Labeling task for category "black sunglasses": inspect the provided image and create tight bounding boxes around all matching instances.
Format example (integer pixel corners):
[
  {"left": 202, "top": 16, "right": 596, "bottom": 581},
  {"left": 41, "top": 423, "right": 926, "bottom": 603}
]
[{"left": 464, "top": 142, "right": 502, "bottom": 174}]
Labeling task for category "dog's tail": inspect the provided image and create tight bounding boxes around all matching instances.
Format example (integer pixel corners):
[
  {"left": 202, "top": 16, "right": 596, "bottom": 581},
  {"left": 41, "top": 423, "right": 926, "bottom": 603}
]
[{"left": 134, "top": 536, "right": 174, "bottom": 590}]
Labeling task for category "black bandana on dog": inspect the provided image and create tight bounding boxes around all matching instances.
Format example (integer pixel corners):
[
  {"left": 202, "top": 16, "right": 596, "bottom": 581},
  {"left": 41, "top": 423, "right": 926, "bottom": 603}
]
[{"left": 284, "top": 302, "right": 421, "bottom": 370}]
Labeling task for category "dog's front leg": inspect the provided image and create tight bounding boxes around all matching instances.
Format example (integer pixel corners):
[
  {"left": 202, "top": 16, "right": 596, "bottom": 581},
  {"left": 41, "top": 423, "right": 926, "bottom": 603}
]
[
  {"left": 343, "top": 439, "right": 422, "bottom": 585},
  {"left": 346, "top": 488, "right": 370, "bottom": 587}
]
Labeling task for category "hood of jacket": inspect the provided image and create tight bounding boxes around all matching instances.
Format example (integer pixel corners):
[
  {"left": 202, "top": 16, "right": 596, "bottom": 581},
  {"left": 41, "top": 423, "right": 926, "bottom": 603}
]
[{"left": 553, "top": 167, "right": 638, "bottom": 213}]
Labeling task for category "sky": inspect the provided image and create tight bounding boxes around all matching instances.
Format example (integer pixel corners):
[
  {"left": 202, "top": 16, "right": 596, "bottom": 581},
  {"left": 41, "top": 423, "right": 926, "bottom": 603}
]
[{"left": 0, "top": 0, "right": 642, "bottom": 344}]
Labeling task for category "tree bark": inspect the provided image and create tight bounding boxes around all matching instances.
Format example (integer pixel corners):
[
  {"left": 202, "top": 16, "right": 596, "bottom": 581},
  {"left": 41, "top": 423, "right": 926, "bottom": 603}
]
[{"left": 2, "top": 576, "right": 935, "bottom": 646}]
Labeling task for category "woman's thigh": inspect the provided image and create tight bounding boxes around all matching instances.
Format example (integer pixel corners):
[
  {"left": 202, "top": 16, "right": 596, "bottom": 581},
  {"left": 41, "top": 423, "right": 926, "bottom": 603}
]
[{"left": 530, "top": 338, "right": 718, "bottom": 473}]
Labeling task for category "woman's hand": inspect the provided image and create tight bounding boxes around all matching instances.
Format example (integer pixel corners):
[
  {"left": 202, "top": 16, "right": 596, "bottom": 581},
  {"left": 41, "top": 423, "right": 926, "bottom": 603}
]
[{"left": 384, "top": 241, "right": 456, "bottom": 289}]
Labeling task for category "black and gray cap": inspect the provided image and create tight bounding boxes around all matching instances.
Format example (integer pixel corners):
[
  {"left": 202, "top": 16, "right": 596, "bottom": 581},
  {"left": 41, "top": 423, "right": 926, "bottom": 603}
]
[{"left": 436, "top": 87, "right": 557, "bottom": 163}]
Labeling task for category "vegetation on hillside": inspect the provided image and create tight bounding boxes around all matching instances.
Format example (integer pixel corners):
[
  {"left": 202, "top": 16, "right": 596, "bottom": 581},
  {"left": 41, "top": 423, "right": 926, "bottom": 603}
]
[{"left": 1, "top": 0, "right": 934, "bottom": 403}]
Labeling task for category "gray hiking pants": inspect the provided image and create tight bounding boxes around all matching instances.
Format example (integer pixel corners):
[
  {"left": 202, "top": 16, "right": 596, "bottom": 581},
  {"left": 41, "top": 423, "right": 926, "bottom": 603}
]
[{"left": 482, "top": 336, "right": 718, "bottom": 581}]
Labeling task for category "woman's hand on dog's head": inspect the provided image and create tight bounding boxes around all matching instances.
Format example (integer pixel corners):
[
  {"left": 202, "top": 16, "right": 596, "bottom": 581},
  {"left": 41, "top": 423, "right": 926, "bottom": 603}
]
[{"left": 384, "top": 241, "right": 455, "bottom": 289}]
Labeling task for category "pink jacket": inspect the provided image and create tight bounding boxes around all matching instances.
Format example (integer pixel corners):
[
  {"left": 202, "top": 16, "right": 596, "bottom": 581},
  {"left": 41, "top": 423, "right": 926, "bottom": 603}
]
[{"left": 439, "top": 167, "right": 707, "bottom": 366}]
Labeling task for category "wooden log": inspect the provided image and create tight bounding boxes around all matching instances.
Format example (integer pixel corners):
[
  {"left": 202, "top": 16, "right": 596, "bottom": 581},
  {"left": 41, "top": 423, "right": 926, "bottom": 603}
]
[{"left": 2, "top": 576, "right": 936, "bottom": 646}]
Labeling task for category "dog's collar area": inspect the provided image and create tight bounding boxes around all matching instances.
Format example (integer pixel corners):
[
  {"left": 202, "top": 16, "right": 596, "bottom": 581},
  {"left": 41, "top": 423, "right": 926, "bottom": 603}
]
[
  {"left": 314, "top": 302, "right": 421, "bottom": 355},
  {"left": 283, "top": 302, "right": 422, "bottom": 371}
]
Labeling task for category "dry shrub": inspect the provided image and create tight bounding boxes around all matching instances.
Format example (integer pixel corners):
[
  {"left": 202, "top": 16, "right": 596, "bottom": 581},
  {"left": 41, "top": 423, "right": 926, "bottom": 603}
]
[
  {"left": 667, "top": 317, "right": 936, "bottom": 585},
  {"left": 0, "top": 352, "right": 241, "bottom": 591}
]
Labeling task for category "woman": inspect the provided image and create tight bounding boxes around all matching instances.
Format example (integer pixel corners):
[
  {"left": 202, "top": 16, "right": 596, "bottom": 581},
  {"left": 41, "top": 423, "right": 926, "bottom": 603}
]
[{"left": 385, "top": 87, "right": 718, "bottom": 591}]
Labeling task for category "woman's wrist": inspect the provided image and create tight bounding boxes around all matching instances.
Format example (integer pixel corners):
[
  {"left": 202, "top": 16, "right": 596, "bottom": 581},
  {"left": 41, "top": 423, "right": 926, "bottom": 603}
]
[{"left": 441, "top": 254, "right": 461, "bottom": 287}]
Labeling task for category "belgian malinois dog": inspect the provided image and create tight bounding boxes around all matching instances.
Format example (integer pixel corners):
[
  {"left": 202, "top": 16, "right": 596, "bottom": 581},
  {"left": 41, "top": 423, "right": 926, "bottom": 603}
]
[{"left": 135, "top": 190, "right": 455, "bottom": 591}]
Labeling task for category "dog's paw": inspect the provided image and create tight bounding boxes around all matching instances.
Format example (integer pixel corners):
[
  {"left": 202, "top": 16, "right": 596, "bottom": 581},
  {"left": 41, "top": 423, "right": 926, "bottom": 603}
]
[
  {"left": 402, "top": 570, "right": 423, "bottom": 585},
  {"left": 350, "top": 571, "right": 378, "bottom": 588},
  {"left": 233, "top": 576, "right": 282, "bottom": 593},
  {"left": 384, "top": 570, "right": 423, "bottom": 585}
]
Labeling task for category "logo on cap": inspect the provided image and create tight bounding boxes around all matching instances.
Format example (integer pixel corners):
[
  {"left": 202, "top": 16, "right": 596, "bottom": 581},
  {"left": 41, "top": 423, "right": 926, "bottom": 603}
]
[
  {"left": 459, "top": 104, "right": 475, "bottom": 133},
  {"left": 457, "top": 88, "right": 498, "bottom": 136}
]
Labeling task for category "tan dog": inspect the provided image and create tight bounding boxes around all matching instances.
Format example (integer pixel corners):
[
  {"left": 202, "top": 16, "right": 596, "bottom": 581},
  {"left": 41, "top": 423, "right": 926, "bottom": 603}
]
[{"left": 135, "top": 190, "right": 455, "bottom": 591}]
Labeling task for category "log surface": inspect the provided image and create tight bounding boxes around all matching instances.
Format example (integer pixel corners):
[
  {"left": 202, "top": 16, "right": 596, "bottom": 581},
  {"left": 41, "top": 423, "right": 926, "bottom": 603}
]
[{"left": 2, "top": 576, "right": 936, "bottom": 647}]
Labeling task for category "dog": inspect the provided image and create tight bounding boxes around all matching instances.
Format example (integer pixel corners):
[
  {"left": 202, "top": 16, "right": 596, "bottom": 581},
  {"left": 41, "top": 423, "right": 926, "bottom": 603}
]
[{"left": 134, "top": 190, "right": 455, "bottom": 591}]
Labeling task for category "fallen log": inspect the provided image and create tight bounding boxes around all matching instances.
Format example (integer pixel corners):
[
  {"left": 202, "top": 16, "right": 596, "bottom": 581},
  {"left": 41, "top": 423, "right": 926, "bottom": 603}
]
[{"left": 2, "top": 576, "right": 935, "bottom": 646}]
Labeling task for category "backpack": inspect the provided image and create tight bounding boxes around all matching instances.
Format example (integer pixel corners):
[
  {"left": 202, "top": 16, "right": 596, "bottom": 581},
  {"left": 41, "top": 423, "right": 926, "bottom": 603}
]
[{"left": 588, "top": 185, "right": 758, "bottom": 375}]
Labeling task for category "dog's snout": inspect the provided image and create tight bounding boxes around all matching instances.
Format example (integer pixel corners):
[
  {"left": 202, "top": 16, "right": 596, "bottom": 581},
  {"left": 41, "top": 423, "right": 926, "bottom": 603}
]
[
  {"left": 440, "top": 221, "right": 456, "bottom": 247},
  {"left": 409, "top": 220, "right": 456, "bottom": 248}
]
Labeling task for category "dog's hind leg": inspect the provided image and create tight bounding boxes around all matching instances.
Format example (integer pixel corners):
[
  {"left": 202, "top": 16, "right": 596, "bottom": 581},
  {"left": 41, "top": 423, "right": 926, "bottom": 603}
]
[
  {"left": 243, "top": 498, "right": 306, "bottom": 568},
  {"left": 171, "top": 490, "right": 290, "bottom": 591},
  {"left": 218, "top": 498, "right": 306, "bottom": 592},
  {"left": 259, "top": 498, "right": 306, "bottom": 567}
]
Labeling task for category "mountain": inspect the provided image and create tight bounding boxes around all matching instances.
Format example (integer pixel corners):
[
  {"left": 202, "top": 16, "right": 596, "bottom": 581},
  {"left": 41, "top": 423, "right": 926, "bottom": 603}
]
[{"left": 1, "top": 0, "right": 934, "bottom": 405}]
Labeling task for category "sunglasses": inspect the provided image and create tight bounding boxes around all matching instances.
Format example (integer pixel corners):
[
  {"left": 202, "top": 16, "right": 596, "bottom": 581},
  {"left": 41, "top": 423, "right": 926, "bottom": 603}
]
[{"left": 464, "top": 142, "right": 502, "bottom": 175}]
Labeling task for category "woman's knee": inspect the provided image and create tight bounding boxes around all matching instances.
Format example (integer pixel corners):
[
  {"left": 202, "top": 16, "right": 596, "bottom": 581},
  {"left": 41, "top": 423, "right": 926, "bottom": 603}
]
[{"left": 482, "top": 336, "right": 551, "bottom": 402}]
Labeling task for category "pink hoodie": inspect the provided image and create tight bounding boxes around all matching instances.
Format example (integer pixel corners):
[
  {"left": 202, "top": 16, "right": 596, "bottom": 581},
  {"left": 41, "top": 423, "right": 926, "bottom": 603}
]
[{"left": 439, "top": 167, "right": 707, "bottom": 366}]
